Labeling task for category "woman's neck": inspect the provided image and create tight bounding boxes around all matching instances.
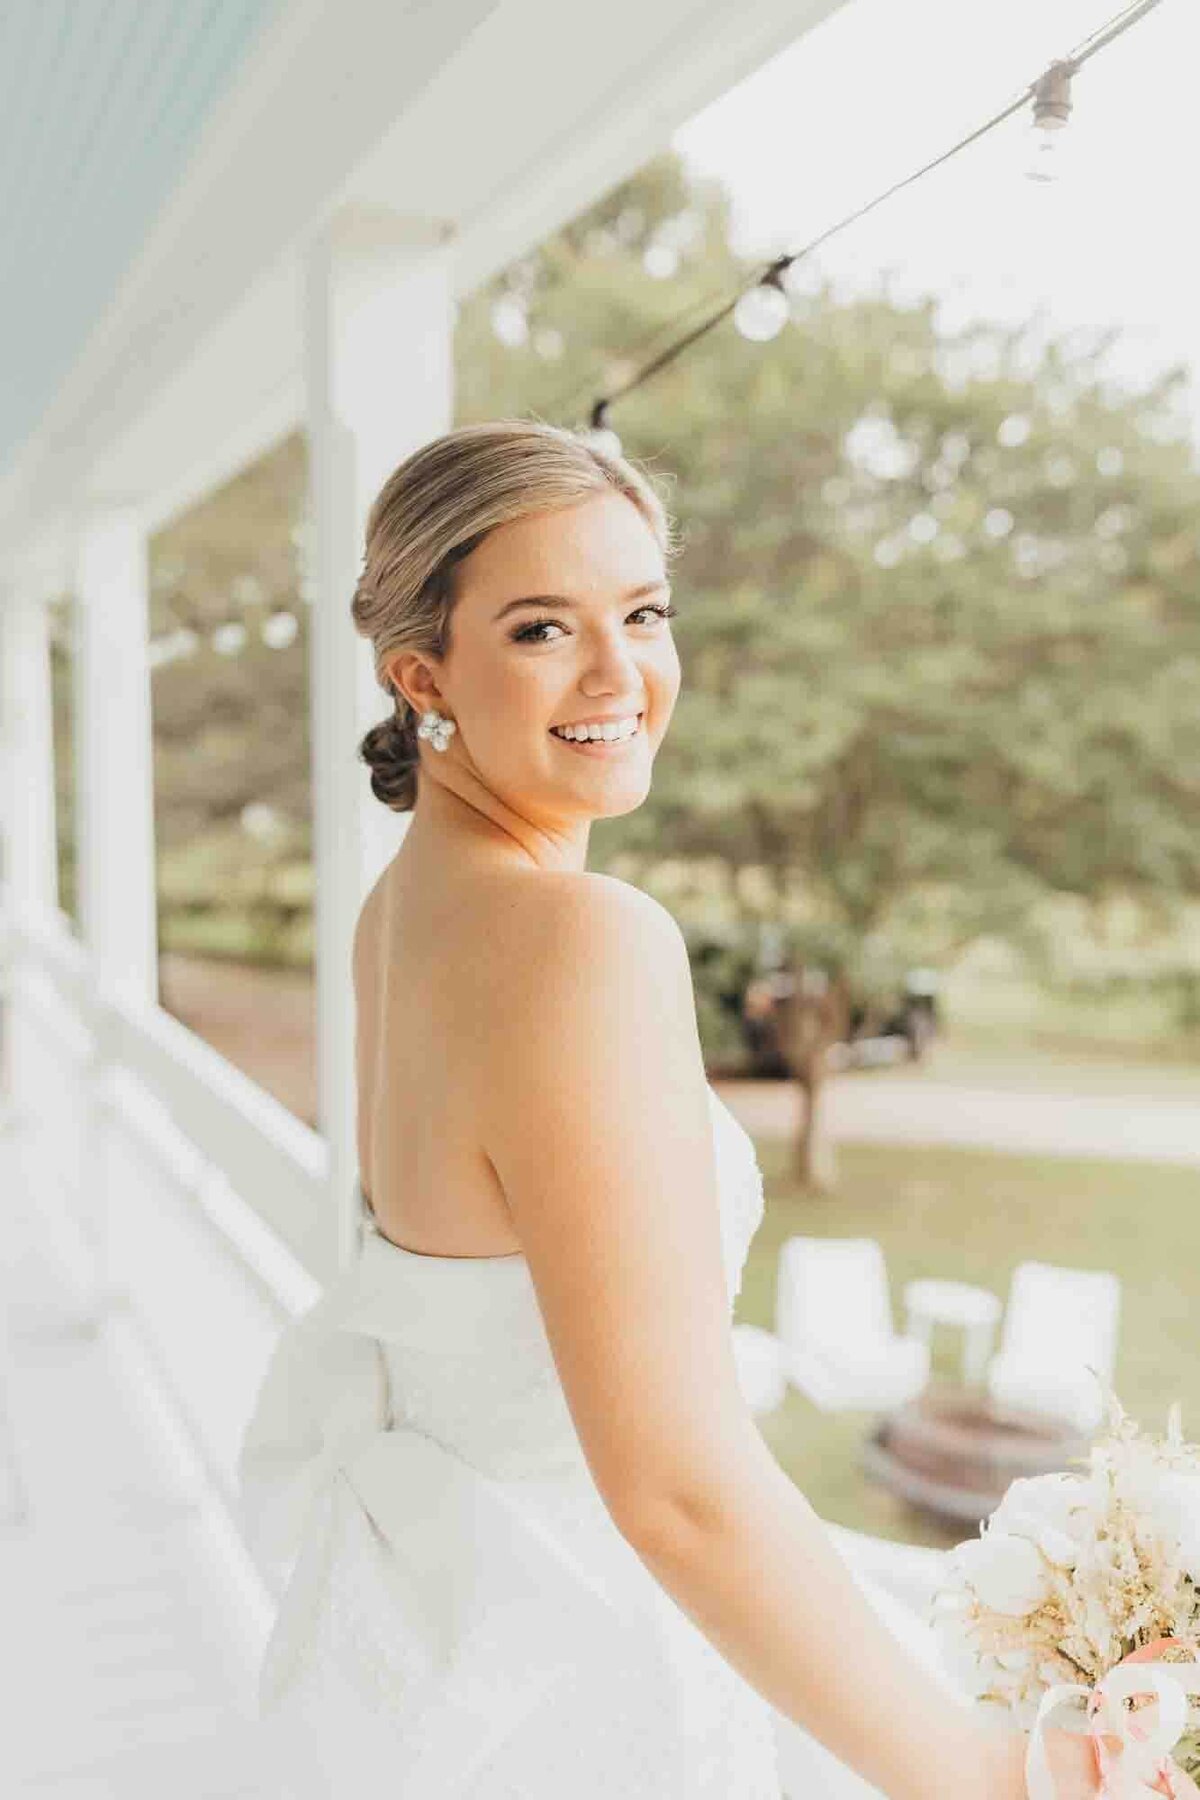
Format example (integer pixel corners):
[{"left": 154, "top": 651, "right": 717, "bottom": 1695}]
[{"left": 402, "top": 766, "right": 591, "bottom": 874}]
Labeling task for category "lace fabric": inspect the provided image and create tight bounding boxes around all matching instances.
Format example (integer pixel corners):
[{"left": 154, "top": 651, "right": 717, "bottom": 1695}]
[{"left": 238, "top": 1085, "right": 783, "bottom": 1798}]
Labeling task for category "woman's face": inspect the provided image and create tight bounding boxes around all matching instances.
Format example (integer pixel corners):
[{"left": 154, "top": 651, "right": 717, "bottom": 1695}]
[{"left": 408, "top": 489, "right": 681, "bottom": 827}]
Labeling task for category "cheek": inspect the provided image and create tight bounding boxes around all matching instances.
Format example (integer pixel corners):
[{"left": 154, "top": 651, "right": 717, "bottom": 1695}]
[
  {"left": 468, "top": 655, "right": 548, "bottom": 723},
  {"left": 508, "top": 662, "right": 562, "bottom": 719},
  {"left": 651, "top": 639, "right": 682, "bottom": 701},
  {"left": 479, "top": 663, "right": 564, "bottom": 749}
]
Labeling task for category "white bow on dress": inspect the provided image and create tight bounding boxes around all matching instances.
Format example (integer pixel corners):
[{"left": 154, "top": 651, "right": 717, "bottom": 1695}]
[{"left": 235, "top": 1212, "right": 680, "bottom": 1795}]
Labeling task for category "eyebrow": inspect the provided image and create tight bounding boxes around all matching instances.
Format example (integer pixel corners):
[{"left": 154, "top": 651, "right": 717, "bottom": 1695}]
[{"left": 492, "top": 580, "right": 670, "bottom": 624}]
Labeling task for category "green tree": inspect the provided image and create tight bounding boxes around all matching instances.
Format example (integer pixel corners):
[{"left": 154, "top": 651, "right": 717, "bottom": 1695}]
[
  {"left": 456, "top": 151, "right": 1200, "bottom": 1185},
  {"left": 148, "top": 431, "right": 313, "bottom": 965}
]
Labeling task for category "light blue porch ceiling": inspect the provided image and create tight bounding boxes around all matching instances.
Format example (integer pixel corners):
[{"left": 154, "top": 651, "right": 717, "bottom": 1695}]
[{"left": 0, "top": 0, "right": 281, "bottom": 475}]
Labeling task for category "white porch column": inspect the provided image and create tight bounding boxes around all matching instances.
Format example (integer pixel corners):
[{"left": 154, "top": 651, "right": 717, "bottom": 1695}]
[
  {"left": 303, "top": 208, "right": 455, "bottom": 1275},
  {"left": 0, "top": 588, "right": 59, "bottom": 931},
  {"left": 67, "top": 510, "right": 157, "bottom": 1316},
  {"left": 73, "top": 508, "right": 159, "bottom": 1008},
  {"left": 0, "top": 580, "right": 58, "bottom": 1145}
]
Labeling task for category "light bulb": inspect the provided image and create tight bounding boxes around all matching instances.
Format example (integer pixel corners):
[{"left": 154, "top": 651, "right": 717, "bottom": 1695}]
[
  {"left": 583, "top": 427, "right": 623, "bottom": 459},
  {"left": 1026, "top": 122, "right": 1069, "bottom": 184},
  {"left": 1026, "top": 59, "right": 1073, "bottom": 186},
  {"left": 642, "top": 242, "right": 679, "bottom": 280},
  {"left": 490, "top": 294, "right": 529, "bottom": 347},
  {"left": 582, "top": 406, "right": 623, "bottom": 459},
  {"left": 733, "top": 278, "right": 789, "bottom": 343}
]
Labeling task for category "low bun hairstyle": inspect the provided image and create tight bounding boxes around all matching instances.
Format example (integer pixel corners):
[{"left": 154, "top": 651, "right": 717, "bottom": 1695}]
[{"left": 352, "top": 419, "right": 679, "bottom": 812}]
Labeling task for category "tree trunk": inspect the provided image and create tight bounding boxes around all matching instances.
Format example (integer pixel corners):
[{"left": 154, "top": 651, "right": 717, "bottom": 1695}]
[
  {"left": 775, "top": 970, "right": 852, "bottom": 1193},
  {"left": 793, "top": 1052, "right": 836, "bottom": 1192}
]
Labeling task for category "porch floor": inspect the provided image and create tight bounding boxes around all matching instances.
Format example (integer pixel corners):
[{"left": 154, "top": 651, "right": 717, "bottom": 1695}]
[{"left": 0, "top": 1127, "right": 318, "bottom": 1800}]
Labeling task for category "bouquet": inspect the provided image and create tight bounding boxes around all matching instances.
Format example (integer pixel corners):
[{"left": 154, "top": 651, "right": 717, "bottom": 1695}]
[{"left": 931, "top": 1386, "right": 1200, "bottom": 1798}]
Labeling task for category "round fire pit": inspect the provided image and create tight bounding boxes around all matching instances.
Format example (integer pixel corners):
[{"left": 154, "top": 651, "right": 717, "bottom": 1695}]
[{"left": 862, "top": 1379, "right": 1093, "bottom": 1526}]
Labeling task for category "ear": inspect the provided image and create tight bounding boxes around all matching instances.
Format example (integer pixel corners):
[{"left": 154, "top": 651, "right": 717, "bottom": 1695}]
[{"left": 385, "top": 651, "right": 444, "bottom": 716}]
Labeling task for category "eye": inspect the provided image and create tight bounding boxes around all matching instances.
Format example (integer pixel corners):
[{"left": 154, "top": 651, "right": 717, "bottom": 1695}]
[{"left": 510, "top": 602, "right": 677, "bottom": 645}]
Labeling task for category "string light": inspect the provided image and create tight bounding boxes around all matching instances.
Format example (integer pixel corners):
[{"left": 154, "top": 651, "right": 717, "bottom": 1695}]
[
  {"left": 1027, "top": 60, "right": 1074, "bottom": 183},
  {"left": 212, "top": 621, "right": 247, "bottom": 656},
  {"left": 490, "top": 293, "right": 529, "bottom": 347},
  {"left": 262, "top": 610, "right": 299, "bottom": 649},
  {"left": 733, "top": 267, "right": 791, "bottom": 342},
  {"left": 581, "top": 400, "right": 624, "bottom": 459},
  {"left": 565, "top": 0, "right": 1165, "bottom": 436}
]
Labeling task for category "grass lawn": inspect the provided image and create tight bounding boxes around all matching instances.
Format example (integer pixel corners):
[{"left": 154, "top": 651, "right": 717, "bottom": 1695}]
[
  {"left": 919, "top": 1031, "right": 1200, "bottom": 1098},
  {"left": 733, "top": 1137, "right": 1199, "bottom": 1550}
]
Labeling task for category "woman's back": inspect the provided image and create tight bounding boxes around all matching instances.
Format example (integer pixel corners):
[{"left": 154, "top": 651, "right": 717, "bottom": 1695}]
[{"left": 352, "top": 843, "right": 533, "bottom": 1260}]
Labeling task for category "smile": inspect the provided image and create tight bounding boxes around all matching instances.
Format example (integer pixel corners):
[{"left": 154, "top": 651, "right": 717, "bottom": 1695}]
[{"left": 549, "top": 712, "right": 643, "bottom": 753}]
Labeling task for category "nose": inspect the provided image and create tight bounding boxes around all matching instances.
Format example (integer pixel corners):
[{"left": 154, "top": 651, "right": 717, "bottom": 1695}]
[{"left": 578, "top": 621, "right": 648, "bottom": 700}]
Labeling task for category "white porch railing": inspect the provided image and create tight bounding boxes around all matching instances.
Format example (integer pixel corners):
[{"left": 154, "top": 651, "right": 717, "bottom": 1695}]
[{"left": 1, "top": 903, "right": 320, "bottom": 1628}]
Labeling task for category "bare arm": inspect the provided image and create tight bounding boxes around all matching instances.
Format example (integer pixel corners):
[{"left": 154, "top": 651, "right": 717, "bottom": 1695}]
[{"left": 479, "top": 873, "right": 1089, "bottom": 1800}]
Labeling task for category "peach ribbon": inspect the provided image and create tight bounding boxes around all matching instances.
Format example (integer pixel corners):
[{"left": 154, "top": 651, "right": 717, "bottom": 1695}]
[{"left": 1025, "top": 1637, "right": 1200, "bottom": 1799}]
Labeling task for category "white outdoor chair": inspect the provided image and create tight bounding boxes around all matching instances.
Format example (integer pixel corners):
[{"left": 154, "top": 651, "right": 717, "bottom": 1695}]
[
  {"left": 774, "top": 1237, "right": 930, "bottom": 1413},
  {"left": 986, "top": 1259, "right": 1121, "bottom": 1436},
  {"left": 731, "top": 1323, "right": 788, "bottom": 1416}
]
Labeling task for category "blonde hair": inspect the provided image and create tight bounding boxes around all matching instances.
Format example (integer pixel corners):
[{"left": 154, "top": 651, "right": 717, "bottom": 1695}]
[{"left": 351, "top": 419, "right": 679, "bottom": 812}]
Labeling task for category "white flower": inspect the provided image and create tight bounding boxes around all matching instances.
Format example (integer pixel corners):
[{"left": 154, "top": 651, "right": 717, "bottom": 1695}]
[
  {"left": 931, "top": 1614, "right": 992, "bottom": 1697},
  {"left": 989, "top": 1473, "right": 1093, "bottom": 1569},
  {"left": 951, "top": 1531, "right": 1051, "bottom": 1616},
  {"left": 1141, "top": 1471, "right": 1200, "bottom": 1578}
]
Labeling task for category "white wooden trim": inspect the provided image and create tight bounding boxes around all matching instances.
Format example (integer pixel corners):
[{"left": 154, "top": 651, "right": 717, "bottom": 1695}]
[
  {"left": 73, "top": 508, "right": 158, "bottom": 1007},
  {"left": 7, "top": 906, "right": 329, "bottom": 1290},
  {"left": 303, "top": 208, "right": 455, "bottom": 1276},
  {"left": 0, "top": 588, "right": 58, "bottom": 923}
]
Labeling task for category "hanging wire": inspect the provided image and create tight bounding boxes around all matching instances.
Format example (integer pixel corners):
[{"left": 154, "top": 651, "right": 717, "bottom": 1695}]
[
  {"left": 1066, "top": 0, "right": 1164, "bottom": 68},
  {"left": 576, "top": 84, "right": 1034, "bottom": 423},
  {"left": 556, "top": 0, "right": 1167, "bottom": 431},
  {"left": 547, "top": 267, "right": 761, "bottom": 434}
]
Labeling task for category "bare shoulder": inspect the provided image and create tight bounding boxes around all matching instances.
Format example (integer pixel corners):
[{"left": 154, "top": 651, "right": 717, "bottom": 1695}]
[
  {"left": 475, "top": 867, "right": 698, "bottom": 1080},
  {"left": 459, "top": 871, "right": 704, "bottom": 1152},
  {"left": 483, "top": 868, "right": 692, "bottom": 1014}
]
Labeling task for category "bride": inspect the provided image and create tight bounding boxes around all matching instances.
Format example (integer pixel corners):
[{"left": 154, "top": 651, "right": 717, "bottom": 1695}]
[{"left": 237, "top": 419, "right": 1100, "bottom": 1799}]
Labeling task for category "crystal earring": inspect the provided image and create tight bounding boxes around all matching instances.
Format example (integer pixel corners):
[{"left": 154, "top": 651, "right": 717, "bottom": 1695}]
[{"left": 416, "top": 708, "right": 457, "bottom": 752}]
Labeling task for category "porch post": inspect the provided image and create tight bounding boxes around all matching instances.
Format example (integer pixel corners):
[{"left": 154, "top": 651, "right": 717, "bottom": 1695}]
[
  {"left": 0, "top": 582, "right": 59, "bottom": 1139},
  {"left": 74, "top": 508, "right": 159, "bottom": 1009},
  {"left": 70, "top": 508, "right": 158, "bottom": 1314},
  {"left": 0, "top": 588, "right": 59, "bottom": 931},
  {"left": 302, "top": 208, "right": 455, "bottom": 1276}
]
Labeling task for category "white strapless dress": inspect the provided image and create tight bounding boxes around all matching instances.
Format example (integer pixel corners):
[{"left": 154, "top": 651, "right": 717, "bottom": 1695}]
[{"left": 236, "top": 1087, "right": 796, "bottom": 1797}]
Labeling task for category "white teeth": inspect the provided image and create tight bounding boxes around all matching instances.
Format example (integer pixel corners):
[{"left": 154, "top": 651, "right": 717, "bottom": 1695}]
[{"left": 552, "top": 716, "right": 639, "bottom": 743}]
